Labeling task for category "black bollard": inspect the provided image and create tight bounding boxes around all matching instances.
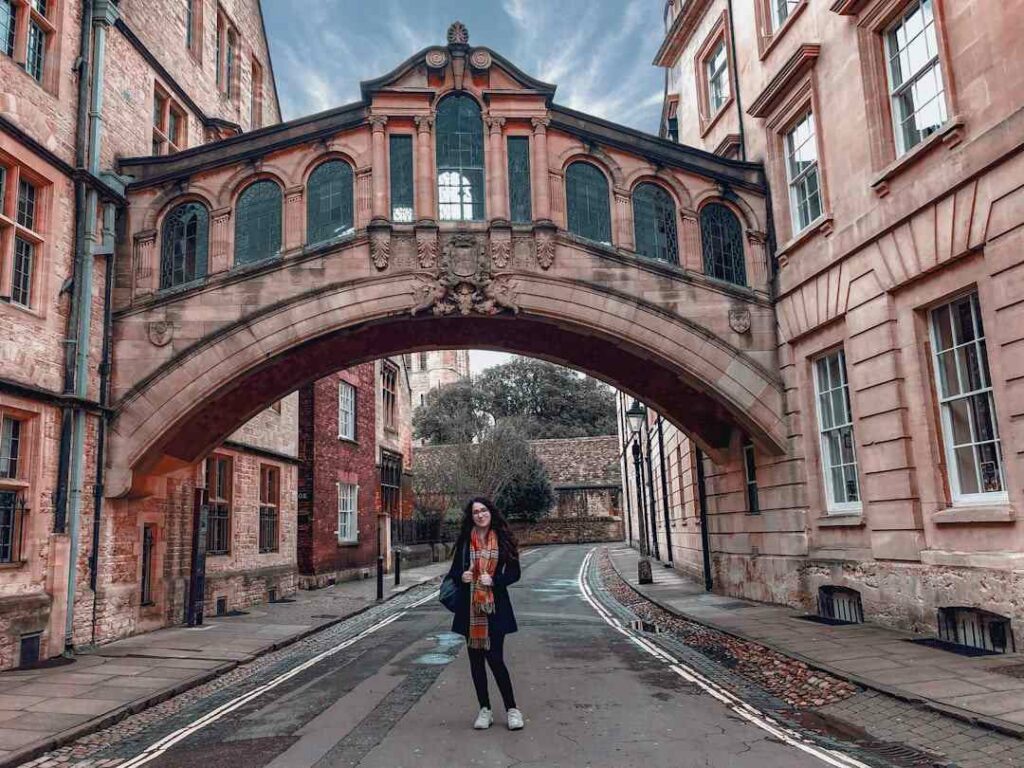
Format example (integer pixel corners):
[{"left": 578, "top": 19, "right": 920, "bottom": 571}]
[
  {"left": 394, "top": 549, "right": 401, "bottom": 586},
  {"left": 376, "top": 555, "right": 384, "bottom": 600}
]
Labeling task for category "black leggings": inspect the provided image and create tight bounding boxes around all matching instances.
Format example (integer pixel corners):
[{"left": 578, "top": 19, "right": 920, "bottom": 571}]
[{"left": 468, "top": 633, "right": 517, "bottom": 711}]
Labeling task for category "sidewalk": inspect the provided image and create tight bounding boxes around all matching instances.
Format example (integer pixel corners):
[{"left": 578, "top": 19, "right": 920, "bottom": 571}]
[
  {"left": 0, "top": 561, "right": 450, "bottom": 767},
  {"left": 608, "top": 545, "right": 1024, "bottom": 737}
]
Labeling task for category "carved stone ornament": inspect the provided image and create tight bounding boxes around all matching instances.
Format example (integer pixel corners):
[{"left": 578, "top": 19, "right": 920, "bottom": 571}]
[
  {"left": 411, "top": 231, "right": 519, "bottom": 317},
  {"left": 490, "top": 237, "right": 511, "bottom": 269},
  {"left": 425, "top": 47, "right": 449, "bottom": 69},
  {"left": 447, "top": 21, "right": 469, "bottom": 45},
  {"left": 370, "top": 228, "right": 391, "bottom": 271},
  {"left": 535, "top": 230, "right": 555, "bottom": 270},
  {"left": 469, "top": 48, "right": 492, "bottom": 70},
  {"left": 729, "top": 308, "right": 752, "bottom": 335},
  {"left": 147, "top": 319, "right": 174, "bottom": 347},
  {"left": 416, "top": 229, "right": 439, "bottom": 270}
]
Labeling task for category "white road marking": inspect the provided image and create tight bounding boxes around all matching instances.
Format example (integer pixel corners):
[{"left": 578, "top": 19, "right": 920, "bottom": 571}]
[{"left": 576, "top": 548, "right": 874, "bottom": 768}]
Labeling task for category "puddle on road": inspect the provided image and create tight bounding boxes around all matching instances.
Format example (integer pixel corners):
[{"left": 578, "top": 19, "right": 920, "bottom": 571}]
[{"left": 412, "top": 632, "right": 463, "bottom": 666}]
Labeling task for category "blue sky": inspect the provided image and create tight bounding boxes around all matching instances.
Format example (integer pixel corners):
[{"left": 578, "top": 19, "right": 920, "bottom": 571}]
[{"left": 262, "top": 0, "right": 667, "bottom": 134}]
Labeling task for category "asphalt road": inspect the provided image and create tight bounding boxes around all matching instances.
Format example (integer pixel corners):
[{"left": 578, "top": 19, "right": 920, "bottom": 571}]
[{"left": 79, "top": 545, "right": 851, "bottom": 768}]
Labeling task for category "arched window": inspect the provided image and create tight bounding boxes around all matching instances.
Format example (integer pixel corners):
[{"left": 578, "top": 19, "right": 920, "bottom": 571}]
[
  {"left": 235, "top": 180, "right": 282, "bottom": 265},
  {"left": 160, "top": 202, "right": 209, "bottom": 289},
  {"left": 307, "top": 161, "right": 354, "bottom": 244},
  {"left": 566, "top": 162, "right": 611, "bottom": 244},
  {"left": 700, "top": 202, "right": 746, "bottom": 286},
  {"left": 633, "top": 183, "right": 678, "bottom": 263},
  {"left": 436, "top": 95, "right": 485, "bottom": 221}
]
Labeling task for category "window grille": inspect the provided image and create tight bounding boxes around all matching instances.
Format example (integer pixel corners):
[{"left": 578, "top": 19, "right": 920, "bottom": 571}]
[
  {"left": 235, "top": 181, "right": 282, "bottom": 265},
  {"left": 338, "top": 381, "right": 355, "bottom": 440},
  {"left": 938, "top": 607, "right": 1015, "bottom": 654},
  {"left": 140, "top": 525, "right": 155, "bottom": 605},
  {"left": 814, "top": 349, "right": 861, "bottom": 511},
  {"left": 1, "top": 1, "right": 15, "bottom": 57},
  {"left": 699, "top": 203, "right": 746, "bottom": 285},
  {"left": 259, "top": 465, "right": 279, "bottom": 553},
  {"left": 337, "top": 482, "right": 358, "bottom": 542},
  {"left": 205, "top": 455, "right": 231, "bottom": 555},
  {"left": 380, "top": 451, "right": 402, "bottom": 518},
  {"left": 886, "top": 0, "right": 947, "bottom": 154},
  {"left": 307, "top": 161, "right": 354, "bottom": 244},
  {"left": 818, "top": 586, "right": 864, "bottom": 624},
  {"left": 436, "top": 95, "right": 485, "bottom": 221},
  {"left": 506, "top": 136, "right": 532, "bottom": 223},
  {"left": 389, "top": 135, "right": 414, "bottom": 223},
  {"left": 566, "top": 162, "right": 611, "bottom": 244},
  {"left": 633, "top": 183, "right": 678, "bottom": 263},
  {"left": 705, "top": 39, "right": 730, "bottom": 115},
  {"left": 930, "top": 292, "right": 1004, "bottom": 501},
  {"left": 785, "top": 111, "right": 822, "bottom": 232},
  {"left": 381, "top": 363, "right": 398, "bottom": 431},
  {"left": 160, "top": 203, "right": 209, "bottom": 289},
  {"left": 743, "top": 441, "right": 759, "bottom": 514},
  {"left": 12, "top": 237, "right": 33, "bottom": 307},
  {"left": 1, "top": 416, "right": 22, "bottom": 479}
]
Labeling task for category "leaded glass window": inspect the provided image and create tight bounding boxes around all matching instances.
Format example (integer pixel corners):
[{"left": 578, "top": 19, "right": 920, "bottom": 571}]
[
  {"left": 436, "top": 95, "right": 485, "bottom": 221},
  {"left": 17, "top": 179, "right": 36, "bottom": 230},
  {"left": 160, "top": 202, "right": 209, "bottom": 289},
  {"left": 700, "top": 203, "right": 746, "bottom": 286},
  {"left": 814, "top": 349, "right": 861, "bottom": 511},
  {"left": 507, "top": 136, "right": 532, "bottom": 223},
  {"left": 12, "top": 237, "right": 33, "bottom": 306},
  {"left": 234, "top": 180, "right": 282, "bottom": 265},
  {"left": 930, "top": 292, "right": 1005, "bottom": 502},
  {"left": 25, "top": 19, "right": 44, "bottom": 82},
  {"left": 307, "top": 161, "right": 354, "bottom": 244},
  {"left": 886, "top": 0, "right": 947, "bottom": 155},
  {"left": 390, "top": 135, "right": 414, "bottom": 223},
  {"left": 1, "top": 1, "right": 15, "bottom": 57},
  {"left": 633, "top": 183, "right": 678, "bottom": 263},
  {"left": 565, "top": 162, "right": 611, "bottom": 244}
]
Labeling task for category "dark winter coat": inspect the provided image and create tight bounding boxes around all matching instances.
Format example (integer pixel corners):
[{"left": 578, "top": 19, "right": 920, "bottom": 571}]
[{"left": 447, "top": 536, "right": 521, "bottom": 639}]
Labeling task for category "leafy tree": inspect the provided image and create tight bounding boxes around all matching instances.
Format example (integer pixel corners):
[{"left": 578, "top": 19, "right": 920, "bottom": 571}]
[{"left": 413, "top": 379, "right": 489, "bottom": 445}]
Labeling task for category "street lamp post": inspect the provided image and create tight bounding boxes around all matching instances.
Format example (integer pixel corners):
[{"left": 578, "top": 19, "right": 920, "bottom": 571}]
[{"left": 626, "top": 400, "right": 653, "bottom": 585}]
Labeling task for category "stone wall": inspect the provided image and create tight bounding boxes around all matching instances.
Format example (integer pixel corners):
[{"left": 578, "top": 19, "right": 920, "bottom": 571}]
[{"left": 511, "top": 517, "right": 623, "bottom": 546}]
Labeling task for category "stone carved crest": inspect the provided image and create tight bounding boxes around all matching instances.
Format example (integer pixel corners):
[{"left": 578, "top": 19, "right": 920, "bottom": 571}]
[
  {"left": 416, "top": 230, "right": 439, "bottom": 270},
  {"left": 370, "top": 229, "right": 391, "bottom": 271},
  {"left": 729, "top": 308, "right": 752, "bottom": 335},
  {"left": 490, "top": 237, "right": 511, "bottom": 269},
  {"left": 412, "top": 231, "right": 519, "bottom": 317},
  {"left": 147, "top": 319, "right": 174, "bottom": 347},
  {"left": 447, "top": 21, "right": 469, "bottom": 45},
  {"left": 535, "top": 230, "right": 555, "bottom": 270}
]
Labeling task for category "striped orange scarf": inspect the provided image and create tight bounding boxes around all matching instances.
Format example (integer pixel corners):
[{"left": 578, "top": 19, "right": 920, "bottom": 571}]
[{"left": 469, "top": 528, "right": 498, "bottom": 650}]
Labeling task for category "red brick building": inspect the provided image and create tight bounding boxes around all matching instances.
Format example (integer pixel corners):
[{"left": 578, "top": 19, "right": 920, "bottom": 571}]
[
  {"left": 0, "top": 0, "right": 281, "bottom": 669},
  {"left": 628, "top": 0, "right": 1024, "bottom": 649}
]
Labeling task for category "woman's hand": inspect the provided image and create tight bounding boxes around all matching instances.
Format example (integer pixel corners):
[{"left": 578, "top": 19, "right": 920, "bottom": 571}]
[
  {"left": 478, "top": 573, "right": 493, "bottom": 587},
  {"left": 461, "top": 570, "right": 474, "bottom": 584}
]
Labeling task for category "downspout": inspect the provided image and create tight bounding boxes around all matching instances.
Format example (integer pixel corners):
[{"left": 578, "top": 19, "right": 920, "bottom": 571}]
[
  {"left": 617, "top": 394, "right": 633, "bottom": 545},
  {"left": 656, "top": 417, "right": 673, "bottom": 565},
  {"left": 695, "top": 448, "right": 713, "bottom": 592},
  {"left": 65, "top": 0, "right": 118, "bottom": 648},
  {"left": 725, "top": 0, "right": 747, "bottom": 161},
  {"left": 643, "top": 419, "right": 660, "bottom": 561}
]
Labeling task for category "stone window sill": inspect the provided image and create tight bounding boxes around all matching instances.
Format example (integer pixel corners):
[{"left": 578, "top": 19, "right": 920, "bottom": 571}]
[
  {"left": 816, "top": 512, "right": 865, "bottom": 528},
  {"left": 0, "top": 561, "right": 28, "bottom": 570},
  {"left": 700, "top": 96, "right": 735, "bottom": 138},
  {"left": 932, "top": 505, "right": 1015, "bottom": 525},
  {"left": 338, "top": 436, "right": 358, "bottom": 446},
  {"left": 870, "top": 116, "right": 965, "bottom": 197},
  {"left": 337, "top": 540, "right": 360, "bottom": 548},
  {"left": 776, "top": 213, "right": 834, "bottom": 266}
]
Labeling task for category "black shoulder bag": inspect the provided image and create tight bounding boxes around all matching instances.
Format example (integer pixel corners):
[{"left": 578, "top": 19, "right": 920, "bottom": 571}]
[{"left": 439, "top": 541, "right": 468, "bottom": 613}]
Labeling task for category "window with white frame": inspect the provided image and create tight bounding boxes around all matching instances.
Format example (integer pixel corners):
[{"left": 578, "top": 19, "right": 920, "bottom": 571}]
[
  {"left": 930, "top": 292, "right": 1005, "bottom": 502},
  {"left": 338, "top": 381, "right": 355, "bottom": 441},
  {"left": 769, "top": 0, "right": 800, "bottom": 31},
  {"left": 785, "top": 111, "right": 823, "bottom": 233},
  {"left": 885, "top": 0, "right": 947, "bottom": 155},
  {"left": 705, "top": 39, "right": 730, "bottom": 115},
  {"left": 337, "top": 482, "right": 358, "bottom": 543},
  {"left": 814, "top": 349, "right": 861, "bottom": 511}
]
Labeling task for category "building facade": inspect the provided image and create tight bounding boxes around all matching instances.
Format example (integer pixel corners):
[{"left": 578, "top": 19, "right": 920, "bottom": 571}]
[
  {"left": 407, "top": 349, "right": 470, "bottom": 414},
  {"left": 637, "top": 0, "right": 1024, "bottom": 647},
  {"left": 0, "top": 0, "right": 281, "bottom": 669}
]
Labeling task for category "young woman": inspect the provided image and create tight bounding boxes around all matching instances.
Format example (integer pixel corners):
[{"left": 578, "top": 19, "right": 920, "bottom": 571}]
[{"left": 446, "top": 496, "right": 524, "bottom": 731}]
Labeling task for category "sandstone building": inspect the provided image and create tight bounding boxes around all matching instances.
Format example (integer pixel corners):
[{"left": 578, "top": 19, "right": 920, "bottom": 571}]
[
  {"left": 407, "top": 349, "right": 470, "bottom": 414},
  {"left": 622, "top": 0, "right": 1024, "bottom": 650}
]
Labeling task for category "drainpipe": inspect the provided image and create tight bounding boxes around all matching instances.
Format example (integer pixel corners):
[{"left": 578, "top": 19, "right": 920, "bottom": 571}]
[
  {"left": 64, "top": 0, "right": 118, "bottom": 649},
  {"left": 618, "top": 394, "right": 633, "bottom": 545},
  {"left": 695, "top": 448, "right": 713, "bottom": 592},
  {"left": 643, "top": 419, "right": 660, "bottom": 561},
  {"left": 725, "top": 0, "right": 747, "bottom": 161},
  {"left": 657, "top": 417, "right": 673, "bottom": 565}
]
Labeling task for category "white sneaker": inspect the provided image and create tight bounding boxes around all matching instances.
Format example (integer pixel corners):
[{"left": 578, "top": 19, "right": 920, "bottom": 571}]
[
  {"left": 507, "top": 708, "right": 524, "bottom": 730},
  {"left": 473, "top": 707, "right": 493, "bottom": 729}
]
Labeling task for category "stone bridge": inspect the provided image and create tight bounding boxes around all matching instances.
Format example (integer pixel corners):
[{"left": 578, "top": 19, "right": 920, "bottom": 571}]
[{"left": 108, "top": 24, "right": 781, "bottom": 497}]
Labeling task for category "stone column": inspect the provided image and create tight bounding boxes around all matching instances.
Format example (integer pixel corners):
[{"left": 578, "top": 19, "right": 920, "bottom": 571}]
[
  {"left": 614, "top": 189, "right": 633, "bottom": 251},
  {"left": 486, "top": 116, "right": 508, "bottom": 222},
  {"left": 355, "top": 168, "right": 372, "bottom": 229},
  {"left": 284, "top": 186, "right": 304, "bottom": 252},
  {"left": 369, "top": 115, "right": 389, "bottom": 221},
  {"left": 414, "top": 115, "right": 435, "bottom": 223},
  {"left": 680, "top": 212, "right": 702, "bottom": 273},
  {"left": 746, "top": 230, "right": 769, "bottom": 290},
  {"left": 209, "top": 208, "right": 232, "bottom": 274},
  {"left": 531, "top": 117, "right": 551, "bottom": 222},
  {"left": 133, "top": 229, "right": 157, "bottom": 296}
]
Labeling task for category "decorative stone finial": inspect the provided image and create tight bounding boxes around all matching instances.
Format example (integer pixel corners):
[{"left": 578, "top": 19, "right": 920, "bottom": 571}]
[{"left": 447, "top": 21, "right": 469, "bottom": 45}]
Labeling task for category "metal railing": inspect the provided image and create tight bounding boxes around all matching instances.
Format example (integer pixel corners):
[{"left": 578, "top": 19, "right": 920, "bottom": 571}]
[
  {"left": 392, "top": 517, "right": 460, "bottom": 546},
  {"left": 818, "top": 585, "right": 864, "bottom": 624},
  {"left": 0, "top": 491, "right": 28, "bottom": 565},
  {"left": 938, "top": 606, "right": 1015, "bottom": 654}
]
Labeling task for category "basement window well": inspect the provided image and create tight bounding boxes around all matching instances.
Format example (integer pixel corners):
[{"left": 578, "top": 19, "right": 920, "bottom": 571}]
[{"left": 936, "top": 607, "right": 1014, "bottom": 655}]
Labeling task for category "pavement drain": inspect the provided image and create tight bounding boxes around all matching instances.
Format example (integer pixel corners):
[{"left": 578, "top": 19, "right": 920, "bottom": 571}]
[
  {"left": 311, "top": 614, "right": 340, "bottom": 619},
  {"left": 994, "top": 663, "right": 1024, "bottom": 679}
]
